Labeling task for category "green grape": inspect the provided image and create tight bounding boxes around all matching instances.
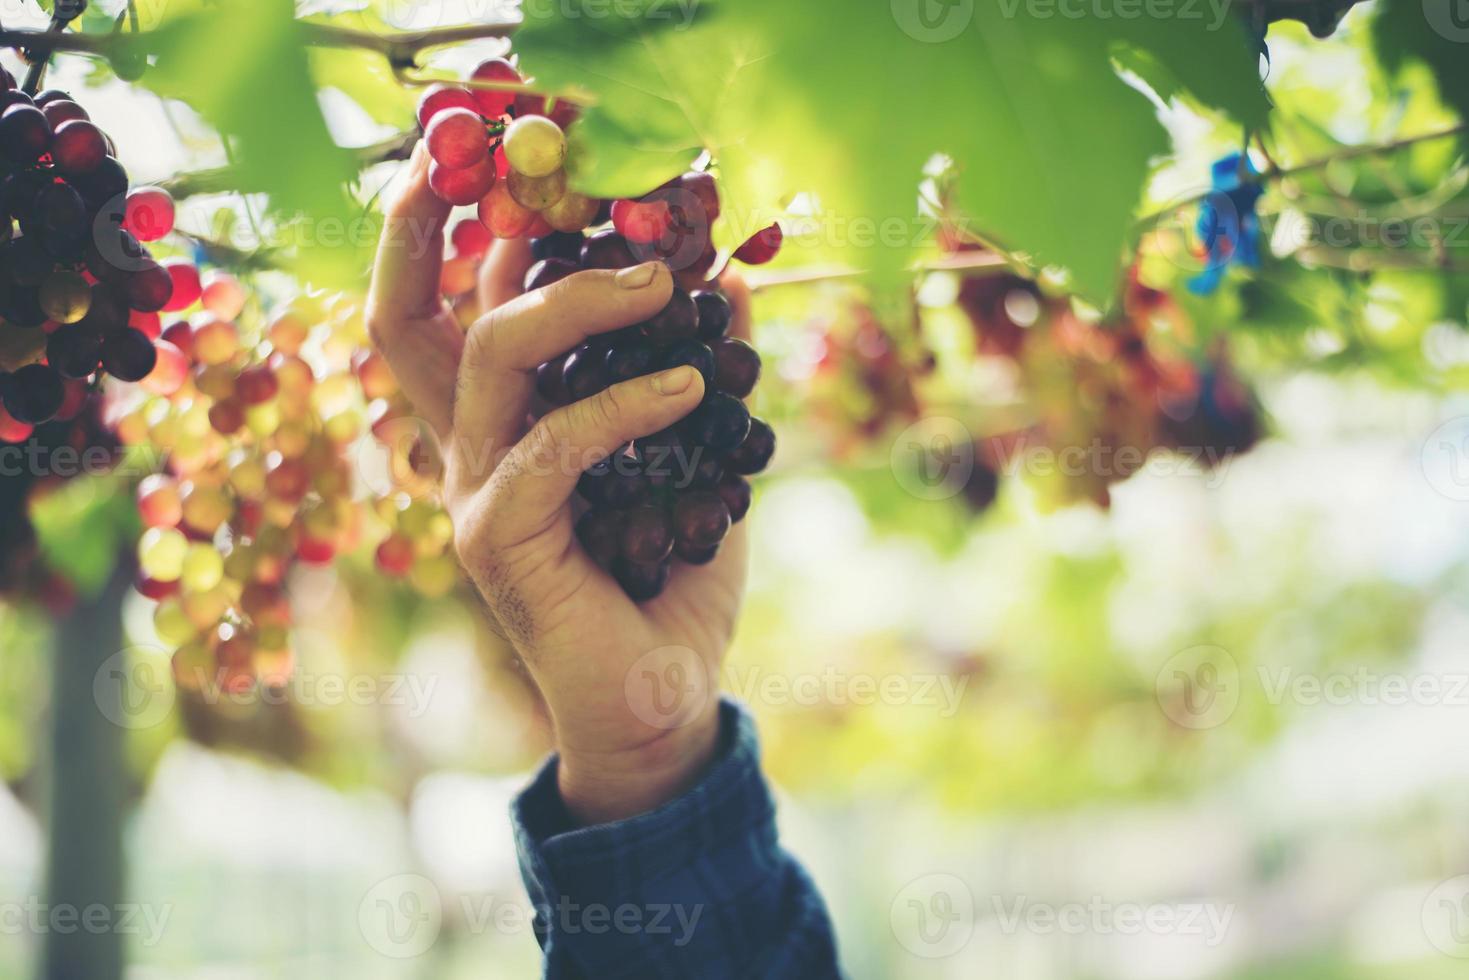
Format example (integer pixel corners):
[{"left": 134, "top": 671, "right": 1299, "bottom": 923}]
[
  {"left": 502, "top": 115, "right": 566, "bottom": 178},
  {"left": 139, "top": 527, "right": 189, "bottom": 582},
  {"left": 181, "top": 543, "right": 225, "bottom": 592}
]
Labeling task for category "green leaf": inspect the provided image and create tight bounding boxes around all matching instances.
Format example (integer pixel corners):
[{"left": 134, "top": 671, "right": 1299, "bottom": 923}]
[
  {"left": 31, "top": 477, "right": 138, "bottom": 599},
  {"left": 137, "top": 0, "right": 364, "bottom": 285},
  {"left": 515, "top": 0, "right": 1267, "bottom": 303},
  {"left": 1373, "top": 0, "right": 1469, "bottom": 145}
]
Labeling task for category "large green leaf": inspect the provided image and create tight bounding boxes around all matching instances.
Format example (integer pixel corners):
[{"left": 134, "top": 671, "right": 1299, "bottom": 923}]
[
  {"left": 137, "top": 0, "right": 363, "bottom": 284},
  {"left": 1373, "top": 0, "right": 1469, "bottom": 144},
  {"left": 515, "top": 0, "right": 1267, "bottom": 302}
]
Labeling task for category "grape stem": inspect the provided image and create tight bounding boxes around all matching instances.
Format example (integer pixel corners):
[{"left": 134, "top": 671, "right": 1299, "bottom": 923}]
[
  {"left": 0, "top": 18, "right": 516, "bottom": 66},
  {"left": 158, "top": 130, "right": 419, "bottom": 199}
]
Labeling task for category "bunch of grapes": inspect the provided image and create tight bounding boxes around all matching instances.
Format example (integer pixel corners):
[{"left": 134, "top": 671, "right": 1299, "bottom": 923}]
[
  {"left": 413, "top": 52, "right": 785, "bottom": 601},
  {"left": 527, "top": 227, "right": 777, "bottom": 600},
  {"left": 1, "top": 71, "right": 182, "bottom": 427},
  {"left": 120, "top": 282, "right": 458, "bottom": 694}
]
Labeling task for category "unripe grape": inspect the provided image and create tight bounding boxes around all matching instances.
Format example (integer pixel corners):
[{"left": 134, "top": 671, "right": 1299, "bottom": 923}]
[
  {"left": 410, "top": 553, "right": 459, "bottom": 597},
  {"left": 154, "top": 600, "right": 197, "bottom": 646},
  {"left": 139, "top": 526, "right": 189, "bottom": 581},
  {"left": 201, "top": 272, "right": 247, "bottom": 320},
  {"left": 39, "top": 269, "right": 91, "bottom": 323},
  {"left": 353, "top": 350, "right": 398, "bottom": 399},
  {"left": 543, "top": 191, "right": 600, "bottom": 233},
  {"left": 182, "top": 586, "right": 231, "bottom": 629},
  {"left": 192, "top": 318, "right": 239, "bottom": 366},
  {"left": 140, "top": 339, "right": 188, "bottom": 396},
  {"left": 478, "top": 180, "right": 537, "bottom": 238},
  {"left": 181, "top": 543, "right": 225, "bottom": 592},
  {"left": 138, "top": 474, "right": 184, "bottom": 528},
  {"left": 507, "top": 167, "right": 567, "bottom": 211},
  {"left": 267, "top": 310, "right": 309, "bottom": 355},
  {"left": 502, "top": 115, "right": 566, "bottom": 178},
  {"left": 171, "top": 642, "right": 214, "bottom": 691},
  {"left": 181, "top": 483, "right": 231, "bottom": 534}
]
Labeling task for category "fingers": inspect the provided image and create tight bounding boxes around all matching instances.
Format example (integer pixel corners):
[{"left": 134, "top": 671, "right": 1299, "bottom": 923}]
[
  {"left": 719, "top": 269, "right": 753, "bottom": 342},
  {"left": 479, "top": 236, "right": 535, "bottom": 312},
  {"left": 450, "top": 262, "right": 675, "bottom": 472},
  {"left": 368, "top": 143, "right": 453, "bottom": 324},
  {"left": 366, "top": 143, "right": 462, "bottom": 434},
  {"left": 478, "top": 367, "right": 706, "bottom": 537}
]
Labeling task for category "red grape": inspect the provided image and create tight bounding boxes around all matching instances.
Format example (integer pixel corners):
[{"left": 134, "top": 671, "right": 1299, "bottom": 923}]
[
  {"left": 468, "top": 58, "right": 522, "bottom": 118},
  {"left": 417, "top": 84, "right": 479, "bottom": 129},
  {"left": 425, "top": 108, "right": 488, "bottom": 170}
]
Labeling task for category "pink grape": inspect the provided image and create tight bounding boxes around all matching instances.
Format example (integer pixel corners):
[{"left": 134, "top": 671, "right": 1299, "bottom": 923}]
[
  {"left": 140, "top": 340, "right": 188, "bottom": 396},
  {"left": 124, "top": 187, "right": 176, "bottom": 242},
  {"left": 162, "top": 260, "right": 201, "bottom": 312},
  {"left": 416, "top": 84, "right": 479, "bottom": 129},
  {"left": 468, "top": 58, "right": 521, "bottom": 118},
  {"left": 425, "top": 108, "right": 488, "bottom": 170},
  {"left": 429, "top": 157, "right": 496, "bottom": 206},
  {"left": 451, "top": 217, "right": 492, "bottom": 258},
  {"left": 202, "top": 271, "right": 247, "bottom": 320}
]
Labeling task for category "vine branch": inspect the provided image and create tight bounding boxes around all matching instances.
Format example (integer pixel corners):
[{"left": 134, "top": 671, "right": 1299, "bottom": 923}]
[
  {"left": 1135, "top": 123, "right": 1469, "bottom": 234},
  {"left": 158, "top": 131, "right": 417, "bottom": 199},
  {"left": 0, "top": 18, "right": 517, "bottom": 66}
]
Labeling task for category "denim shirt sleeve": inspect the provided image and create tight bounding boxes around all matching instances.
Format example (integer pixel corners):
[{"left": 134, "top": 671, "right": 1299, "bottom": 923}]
[{"left": 510, "top": 698, "right": 842, "bottom": 979}]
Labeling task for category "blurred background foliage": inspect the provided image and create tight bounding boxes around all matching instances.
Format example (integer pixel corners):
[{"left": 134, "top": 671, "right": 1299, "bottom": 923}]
[{"left": 2, "top": 0, "right": 1469, "bottom": 978}]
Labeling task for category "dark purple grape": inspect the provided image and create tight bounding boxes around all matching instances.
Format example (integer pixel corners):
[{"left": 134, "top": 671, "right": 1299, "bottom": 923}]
[
  {"left": 641, "top": 288, "right": 698, "bottom": 345},
  {"left": 0, "top": 90, "right": 34, "bottom": 115},
  {"left": 580, "top": 230, "right": 637, "bottom": 270},
  {"left": 605, "top": 340, "right": 657, "bottom": 384},
  {"left": 575, "top": 509, "right": 623, "bottom": 568},
  {"left": 3, "top": 237, "right": 55, "bottom": 287},
  {"left": 46, "top": 326, "right": 103, "bottom": 379},
  {"left": 684, "top": 449, "right": 724, "bottom": 489},
  {"left": 41, "top": 100, "right": 88, "bottom": 128},
  {"left": 3, "top": 364, "right": 64, "bottom": 423},
  {"left": 717, "top": 474, "right": 752, "bottom": 523},
  {"left": 620, "top": 505, "right": 673, "bottom": 563},
  {"left": 577, "top": 458, "right": 614, "bottom": 505},
  {"left": 50, "top": 120, "right": 107, "bottom": 176},
  {"left": 693, "top": 290, "right": 732, "bottom": 341},
  {"left": 535, "top": 353, "right": 572, "bottom": 406},
  {"left": 612, "top": 556, "right": 670, "bottom": 602},
  {"left": 85, "top": 227, "right": 145, "bottom": 283},
  {"left": 0, "top": 284, "right": 45, "bottom": 327},
  {"left": 0, "top": 106, "right": 51, "bottom": 165},
  {"left": 100, "top": 328, "right": 157, "bottom": 382},
  {"left": 659, "top": 339, "right": 714, "bottom": 386},
  {"left": 23, "top": 183, "right": 88, "bottom": 259},
  {"left": 77, "top": 283, "right": 129, "bottom": 332},
  {"left": 673, "top": 491, "right": 731, "bottom": 550},
  {"left": 70, "top": 156, "right": 128, "bottom": 211},
  {"left": 562, "top": 343, "right": 607, "bottom": 402},
  {"left": 0, "top": 170, "right": 49, "bottom": 223},
  {"left": 635, "top": 428, "right": 683, "bottom": 489},
  {"left": 725, "top": 417, "right": 776, "bottom": 475},
  {"left": 711, "top": 338, "right": 762, "bottom": 398},
  {"left": 531, "top": 231, "right": 585, "bottom": 263},
  {"left": 682, "top": 392, "right": 750, "bottom": 453},
  {"left": 126, "top": 260, "right": 174, "bottom": 313},
  {"left": 523, "top": 257, "right": 579, "bottom": 292},
  {"left": 674, "top": 540, "right": 720, "bottom": 566},
  {"left": 33, "top": 89, "right": 72, "bottom": 107}
]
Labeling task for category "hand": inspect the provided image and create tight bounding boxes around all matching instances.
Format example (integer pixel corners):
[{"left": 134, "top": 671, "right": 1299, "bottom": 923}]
[{"left": 366, "top": 145, "right": 750, "bottom": 824}]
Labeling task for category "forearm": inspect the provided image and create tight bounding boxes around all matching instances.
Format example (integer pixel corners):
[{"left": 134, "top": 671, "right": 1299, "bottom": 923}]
[{"left": 512, "top": 699, "right": 842, "bottom": 979}]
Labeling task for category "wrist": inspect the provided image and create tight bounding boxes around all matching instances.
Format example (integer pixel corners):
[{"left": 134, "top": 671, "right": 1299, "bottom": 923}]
[{"left": 556, "top": 706, "right": 722, "bottom": 825}]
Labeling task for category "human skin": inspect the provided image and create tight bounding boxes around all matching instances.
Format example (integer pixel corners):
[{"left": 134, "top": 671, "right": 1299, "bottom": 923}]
[{"left": 366, "top": 144, "right": 750, "bottom": 824}]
